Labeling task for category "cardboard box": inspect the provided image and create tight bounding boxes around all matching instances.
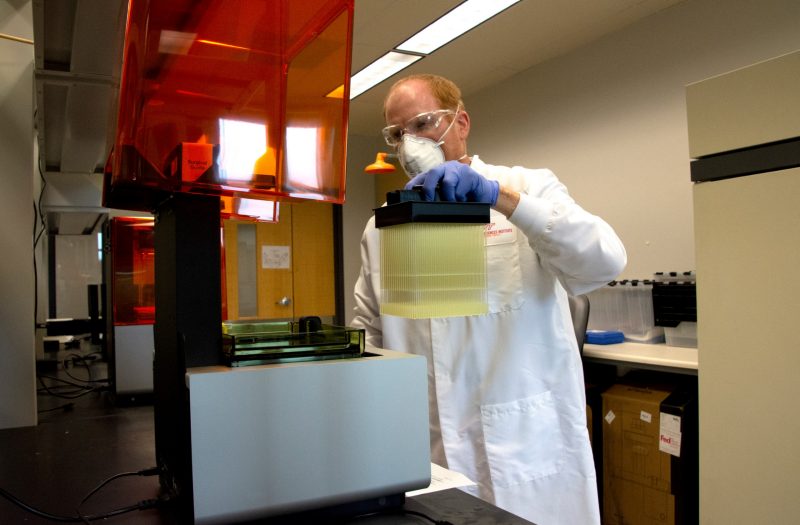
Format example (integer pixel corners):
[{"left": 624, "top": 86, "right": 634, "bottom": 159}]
[
  {"left": 659, "top": 386, "right": 698, "bottom": 525},
  {"left": 605, "top": 476, "right": 675, "bottom": 524},
  {"left": 586, "top": 377, "right": 614, "bottom": 508},
  {"left": 601, "top": 379, "right": 697, "bottom": 525}
]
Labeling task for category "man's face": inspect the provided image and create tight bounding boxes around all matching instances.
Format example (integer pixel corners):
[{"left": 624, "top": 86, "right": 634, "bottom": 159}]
[{"left": 384, "top": 79, "right": 465, "bottom": 161}]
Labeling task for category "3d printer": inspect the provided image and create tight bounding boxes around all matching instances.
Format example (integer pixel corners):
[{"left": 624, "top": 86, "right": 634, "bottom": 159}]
[{"left": 103, "top": 1, "right": 430, "bottom": 523}]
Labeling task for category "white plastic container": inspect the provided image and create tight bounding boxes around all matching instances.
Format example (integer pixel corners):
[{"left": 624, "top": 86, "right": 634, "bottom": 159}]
[
  {"left": 664, "top": 321, "right": 698, "bottom": 348},
  {"left": 587, "top": 280, "right": 664, "bottom": 343},
  {"left": 379, "top": 222, "right": 488, "bottom": 318}
]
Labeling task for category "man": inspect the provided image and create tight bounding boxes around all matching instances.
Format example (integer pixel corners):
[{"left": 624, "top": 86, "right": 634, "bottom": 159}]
[{"left": 351, "top": 74, "right": 626, "bottom": 525}]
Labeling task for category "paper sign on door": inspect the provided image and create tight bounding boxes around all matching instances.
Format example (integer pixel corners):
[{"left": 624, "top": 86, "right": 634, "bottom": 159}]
[{"left": 262, "top": 245, "right": 290, "bottom": 269}]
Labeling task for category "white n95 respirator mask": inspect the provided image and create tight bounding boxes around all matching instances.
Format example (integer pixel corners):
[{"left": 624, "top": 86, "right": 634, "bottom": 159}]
[
  {"left": 397, "top": 108, "right": 461, "bottom": 178},
  {"left": 398, "top": 135, "right": 445, "bottom": 178}
]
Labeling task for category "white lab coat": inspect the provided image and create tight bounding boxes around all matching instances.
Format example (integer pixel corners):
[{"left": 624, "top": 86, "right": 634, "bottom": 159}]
[{"left": 351, "top": 156, "right": 626, "bottom": 525}]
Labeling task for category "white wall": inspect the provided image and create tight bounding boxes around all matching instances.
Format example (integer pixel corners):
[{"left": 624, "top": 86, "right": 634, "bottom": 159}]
[
  {"left": 465, "top": 0, "right": 800, "bottom": 279},
  {"left": 0, "top": 0, "right": 36, "bottom": 429}
]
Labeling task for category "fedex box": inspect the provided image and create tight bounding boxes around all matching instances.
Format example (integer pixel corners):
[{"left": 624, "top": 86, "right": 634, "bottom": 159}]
[{"left": 602, "top": 380, "right": 697, "bottom": 525}]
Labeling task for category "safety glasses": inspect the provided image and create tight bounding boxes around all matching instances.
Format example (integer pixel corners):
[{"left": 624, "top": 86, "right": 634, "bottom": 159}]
[{"left": 381, "top": 109, "right": 457, "bottom": 147}]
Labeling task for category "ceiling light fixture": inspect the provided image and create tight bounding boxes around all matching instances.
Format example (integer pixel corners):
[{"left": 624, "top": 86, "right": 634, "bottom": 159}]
[
  {"left": 349, "top": 51, "right": 423, "bottom": 99},
  {"left": 347, "top": 0, "right": 520, "bottom": 99},
  {"left": 396, "top": 0, "right": 520, "bottom": 55}
]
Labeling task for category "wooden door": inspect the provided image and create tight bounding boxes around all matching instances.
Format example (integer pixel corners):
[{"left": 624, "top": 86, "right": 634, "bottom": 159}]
[
  {"left": 255, "top": 205, "right": 295, "bottom": 319},
  {"left": 290, "top": 201, "right": 335, "bottom": 318},
  {"left": 222, "top": 202, "right": 334, "bottom": 321}
]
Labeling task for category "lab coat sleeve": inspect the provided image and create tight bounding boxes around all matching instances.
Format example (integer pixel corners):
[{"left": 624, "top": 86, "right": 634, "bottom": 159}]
[
  {"left": 350, "top": 217, "right": 384, "bottom": 348},
  {"left": 500, "top": 165, "right": 627, "bottom": 296}
]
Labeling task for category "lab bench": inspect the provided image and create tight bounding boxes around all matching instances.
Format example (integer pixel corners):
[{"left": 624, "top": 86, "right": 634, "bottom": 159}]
[{"left": 583, "top": 342, "right": 698, "bottom": 375}]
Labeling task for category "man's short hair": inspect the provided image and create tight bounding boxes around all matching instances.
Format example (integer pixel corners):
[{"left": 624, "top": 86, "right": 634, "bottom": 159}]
[{"left": 384, "top": 74, "right": 465, "bottom": 115}]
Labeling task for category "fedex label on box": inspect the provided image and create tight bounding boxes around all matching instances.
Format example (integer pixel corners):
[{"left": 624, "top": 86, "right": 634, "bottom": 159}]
[{"left": 659, "top": 412, "right": 682, "bottom": 457}]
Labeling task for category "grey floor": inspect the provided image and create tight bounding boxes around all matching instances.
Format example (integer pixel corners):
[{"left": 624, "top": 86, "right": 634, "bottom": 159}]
[{"left": 0, "top": 348, "right": 166, "bottom": 524}]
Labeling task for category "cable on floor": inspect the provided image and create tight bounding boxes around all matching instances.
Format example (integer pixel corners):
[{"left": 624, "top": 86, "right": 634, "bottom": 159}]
[{"left": 0, "top": 467, "right": 163, "bottom": 523}]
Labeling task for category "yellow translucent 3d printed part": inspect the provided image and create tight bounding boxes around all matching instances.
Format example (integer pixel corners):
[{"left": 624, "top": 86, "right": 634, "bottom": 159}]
[{"left": 375, "top": 193, "right": 490, "bottom": 319}]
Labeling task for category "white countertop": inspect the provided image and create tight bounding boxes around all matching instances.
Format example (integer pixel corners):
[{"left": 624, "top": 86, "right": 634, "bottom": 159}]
[{"left": 583, "top": 341, "right": 698, "bottom": 372}]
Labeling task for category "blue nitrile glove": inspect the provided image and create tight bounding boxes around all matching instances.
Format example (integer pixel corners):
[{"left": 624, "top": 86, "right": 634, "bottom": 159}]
[{"left": 404, "top": 161, "right": 499, "bottom": 205}]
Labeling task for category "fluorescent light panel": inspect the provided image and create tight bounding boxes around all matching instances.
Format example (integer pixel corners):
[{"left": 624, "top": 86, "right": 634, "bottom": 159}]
[
  {"left": 349, "top": 51, "right": 422, "bottom": 99},
  {"left": 396, "top": 0, "right": 520, "bottom": 55},
  {"left": 348, "top": 0, "right": 519, "bottom": 99}
]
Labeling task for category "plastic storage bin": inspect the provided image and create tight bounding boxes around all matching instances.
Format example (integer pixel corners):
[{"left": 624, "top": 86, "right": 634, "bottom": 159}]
[
  {"left": 664, "top": 321, "right": 698, "bottom": 348},
  {"left": 374, "top": 192, "right": 490, "bottom": 319},
  {"left": 587, "top": 280, "right": 664, "bottom": 343},
  {"left": 379, "top": 222, "right": 488, "bottom": 318}
]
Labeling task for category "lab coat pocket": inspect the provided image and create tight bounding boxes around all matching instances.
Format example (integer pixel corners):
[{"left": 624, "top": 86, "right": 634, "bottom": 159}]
[
  {"left": 480, "top": 391, "right": 565, "bottom": 487},
  {"left": 485, "top": 217, "right": 524, "bottom": 313}
]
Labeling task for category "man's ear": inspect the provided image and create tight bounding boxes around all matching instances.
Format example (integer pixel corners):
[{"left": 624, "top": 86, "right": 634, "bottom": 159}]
[{"left": 457, "top": 110, "right": 471, "bottom": 140}]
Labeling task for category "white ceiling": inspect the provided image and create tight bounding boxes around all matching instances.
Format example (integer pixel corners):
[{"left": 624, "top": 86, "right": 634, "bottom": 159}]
[{"left": 33, "top": 0, "right": 684, "bottom": 233}]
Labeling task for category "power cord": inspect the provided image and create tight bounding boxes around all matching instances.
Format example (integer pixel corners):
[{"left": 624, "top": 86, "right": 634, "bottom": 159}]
[
  {"left": 352, "top": 508, "right": 456, "bottom": 525},
  {"left": 397, "top": 509, "right": 455, "bottom": 524},
  {"left": 36, "top": 352, "right": 109, "bottom": 403},
  {"left": 37, "top": 402, "right": 75, "bottom": 414},
  {"left": 0, "top": 467, "right": 165, "bottom": 523},
  {"left": 76, "top": 467, "right": 162, "bottom": 523},
  {"left": 2, "top": 461, "right": 452, "bottom": 524},
  {"left": 32, "top": 134, "right": 47, "bottom": 327},
  {"left": 37, "top": 375, "right": 108, "bottom": 400},
  {"left": 62, "top": 352, "right": 108, "bottom": 385}
]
